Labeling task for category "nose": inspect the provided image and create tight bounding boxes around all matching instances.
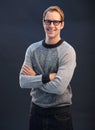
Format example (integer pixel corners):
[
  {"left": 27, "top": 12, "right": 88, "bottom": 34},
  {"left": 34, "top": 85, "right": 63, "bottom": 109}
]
[{"left": 49, "top": 22, "right": 54, "bottom": 26}]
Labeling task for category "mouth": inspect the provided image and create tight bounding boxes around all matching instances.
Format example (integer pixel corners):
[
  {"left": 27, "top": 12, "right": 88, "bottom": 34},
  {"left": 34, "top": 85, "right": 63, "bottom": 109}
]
[{"left": 47, "top": 29, "right": 55, "bottom": 34}]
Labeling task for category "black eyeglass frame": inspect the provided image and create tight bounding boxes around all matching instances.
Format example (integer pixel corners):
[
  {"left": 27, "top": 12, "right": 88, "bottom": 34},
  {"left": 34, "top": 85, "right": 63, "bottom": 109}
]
[{"left": 44, "top": 19, "right": 63, "bottom": 26}]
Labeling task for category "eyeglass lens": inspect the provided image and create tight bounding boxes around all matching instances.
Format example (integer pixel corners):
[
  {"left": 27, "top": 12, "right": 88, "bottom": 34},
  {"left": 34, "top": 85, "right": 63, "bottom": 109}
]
[{"left": 44, "top": 20, "right": 62, "bottom": 26}]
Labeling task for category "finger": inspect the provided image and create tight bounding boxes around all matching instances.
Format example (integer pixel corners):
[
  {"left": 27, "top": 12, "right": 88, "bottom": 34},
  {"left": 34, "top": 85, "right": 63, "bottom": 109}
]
[
  {"left": 22, "top": 66, "right": 31, "bottom": 72},
  {"left": 23, "top": 64, "right": 32, "bottom": 70},
  {"left": 22, "top": 67, "right": 35, "bottom": 75},
  {"left": 21, "top": 67, "right": 29, "bottom": 75},
  {"left": 23, "top": 65, "right": 35, "bottom": 74},
  {"left": 22, "top": 68, "right": 28, "bottom": 74},
  {"left": 21, "top": 70, "right": 28, "bottom": 75}
]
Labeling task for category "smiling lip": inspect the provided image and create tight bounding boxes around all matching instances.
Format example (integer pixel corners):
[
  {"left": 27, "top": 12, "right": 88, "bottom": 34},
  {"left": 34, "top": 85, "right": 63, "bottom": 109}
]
[{"left": 47, "top": 29, "right": 55, "bottom": 33}]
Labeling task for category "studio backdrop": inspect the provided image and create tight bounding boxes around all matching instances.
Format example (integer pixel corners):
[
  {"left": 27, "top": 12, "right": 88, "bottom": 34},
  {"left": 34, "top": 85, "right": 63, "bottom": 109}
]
[{"left": 0, "top": 0, "right": 94, "bottom": 130}]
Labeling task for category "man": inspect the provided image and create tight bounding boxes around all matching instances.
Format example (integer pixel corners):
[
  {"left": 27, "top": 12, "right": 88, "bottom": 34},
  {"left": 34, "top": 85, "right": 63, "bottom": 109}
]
[{"left": 19, "top": 6, "right": 76, "bottom": 130}]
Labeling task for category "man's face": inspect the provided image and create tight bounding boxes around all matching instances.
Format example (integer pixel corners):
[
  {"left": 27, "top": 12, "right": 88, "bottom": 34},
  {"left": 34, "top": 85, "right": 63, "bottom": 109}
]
[{"left": 43, "top": 11, "right": 64, "bottom": 40}]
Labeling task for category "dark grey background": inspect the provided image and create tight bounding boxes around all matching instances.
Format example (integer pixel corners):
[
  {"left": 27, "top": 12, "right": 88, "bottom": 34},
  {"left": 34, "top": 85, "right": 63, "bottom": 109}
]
[{"left": 0, "top": 0, "right": 95, "bottom": 130}]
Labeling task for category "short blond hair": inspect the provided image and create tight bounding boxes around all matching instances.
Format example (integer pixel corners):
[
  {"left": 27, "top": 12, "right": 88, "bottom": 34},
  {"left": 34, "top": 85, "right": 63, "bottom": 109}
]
[{"left": 43, "top": 6, "right": 64, "bottom": 21}]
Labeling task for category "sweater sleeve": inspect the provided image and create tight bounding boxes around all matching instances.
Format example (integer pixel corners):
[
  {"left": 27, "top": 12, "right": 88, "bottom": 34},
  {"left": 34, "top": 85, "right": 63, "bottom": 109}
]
[
  {"left": 40, "top": 47, "right": 76, "bottom": 95},
  {"left": 19, "top": 45, "right": 43, "bottom": 89}
]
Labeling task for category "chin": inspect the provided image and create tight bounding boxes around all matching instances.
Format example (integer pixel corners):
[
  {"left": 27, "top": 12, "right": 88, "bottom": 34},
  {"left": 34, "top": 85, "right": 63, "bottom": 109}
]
[{"left": 47, "top": 34, "right": 55, "bottom": 38}]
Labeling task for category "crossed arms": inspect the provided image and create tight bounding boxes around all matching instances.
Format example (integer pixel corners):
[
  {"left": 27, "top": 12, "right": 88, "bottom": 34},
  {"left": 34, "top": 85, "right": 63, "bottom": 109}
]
[
  {"left": 21, "top": 64, "right": 56, "bottom": 81},
  {"left": 19, "top": 45, "right": 76, "bottom": 95}
]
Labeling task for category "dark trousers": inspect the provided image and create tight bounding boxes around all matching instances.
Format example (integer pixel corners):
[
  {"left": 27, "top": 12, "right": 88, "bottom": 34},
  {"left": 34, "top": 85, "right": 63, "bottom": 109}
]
[{"left": 29, "top": 103, "right": 73, "bottom": 130}]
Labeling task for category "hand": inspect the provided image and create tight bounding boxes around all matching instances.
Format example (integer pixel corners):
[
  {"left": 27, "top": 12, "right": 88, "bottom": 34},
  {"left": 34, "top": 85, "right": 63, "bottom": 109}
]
[
  {"left": 49, "top": 73, "right": 56, "bottom": 80},
  {"left": 21, "top": 64, "right": 36, "bottom": 76}
]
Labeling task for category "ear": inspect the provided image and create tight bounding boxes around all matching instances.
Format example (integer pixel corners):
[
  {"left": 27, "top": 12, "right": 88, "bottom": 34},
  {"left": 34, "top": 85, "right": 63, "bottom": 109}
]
[
  {"left": 42, "top": 18, "right": 45, "bottom": 27},
  {"left": 61, "top": 21, "right": 64, "bottom": 29}
]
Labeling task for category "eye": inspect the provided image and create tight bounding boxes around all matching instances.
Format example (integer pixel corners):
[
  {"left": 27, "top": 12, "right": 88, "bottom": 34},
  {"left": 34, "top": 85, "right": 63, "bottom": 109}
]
[
  {"left": 53, "top": 21, "right": 60, "bottom": 25},
  {"left": 44, "top": 20, "right": 51, "bottom": 25},
  {"left": 44, "top": 20, "right": 63, "bottom": 26}
]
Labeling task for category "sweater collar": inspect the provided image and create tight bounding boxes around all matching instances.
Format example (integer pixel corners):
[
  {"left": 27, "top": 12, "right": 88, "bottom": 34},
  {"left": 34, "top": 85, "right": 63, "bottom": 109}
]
[{"left": 42, "top": 39, "right": 64, "bottom": 48}]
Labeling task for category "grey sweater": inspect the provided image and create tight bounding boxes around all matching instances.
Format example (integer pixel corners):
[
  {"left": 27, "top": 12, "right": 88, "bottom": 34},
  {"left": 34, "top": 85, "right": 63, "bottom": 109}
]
[{"left": 19, "top": 39, "right": 76, "bottom": 108}]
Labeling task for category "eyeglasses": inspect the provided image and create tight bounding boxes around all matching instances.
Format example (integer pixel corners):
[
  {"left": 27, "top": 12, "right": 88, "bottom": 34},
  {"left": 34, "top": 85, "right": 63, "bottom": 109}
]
[{"left": 44, "top": 19, "right": 63, "bottom": 26}]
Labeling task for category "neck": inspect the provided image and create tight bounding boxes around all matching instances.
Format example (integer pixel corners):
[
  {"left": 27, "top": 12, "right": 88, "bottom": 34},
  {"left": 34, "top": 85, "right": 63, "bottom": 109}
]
[{"left": 45, "top": 37, "right": 61, "bottom": 44}]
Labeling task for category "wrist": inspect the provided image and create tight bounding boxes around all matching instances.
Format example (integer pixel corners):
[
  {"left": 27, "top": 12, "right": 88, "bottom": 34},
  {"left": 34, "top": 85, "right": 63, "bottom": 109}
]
[{"left": 42, "top": 73, "right": 50, "bottom": 84}]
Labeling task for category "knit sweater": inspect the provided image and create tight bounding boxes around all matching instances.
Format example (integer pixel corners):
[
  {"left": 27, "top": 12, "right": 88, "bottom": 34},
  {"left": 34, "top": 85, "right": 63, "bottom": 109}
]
[{"left": 19, "top": 39, "right": 76, "bottom": 108}]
